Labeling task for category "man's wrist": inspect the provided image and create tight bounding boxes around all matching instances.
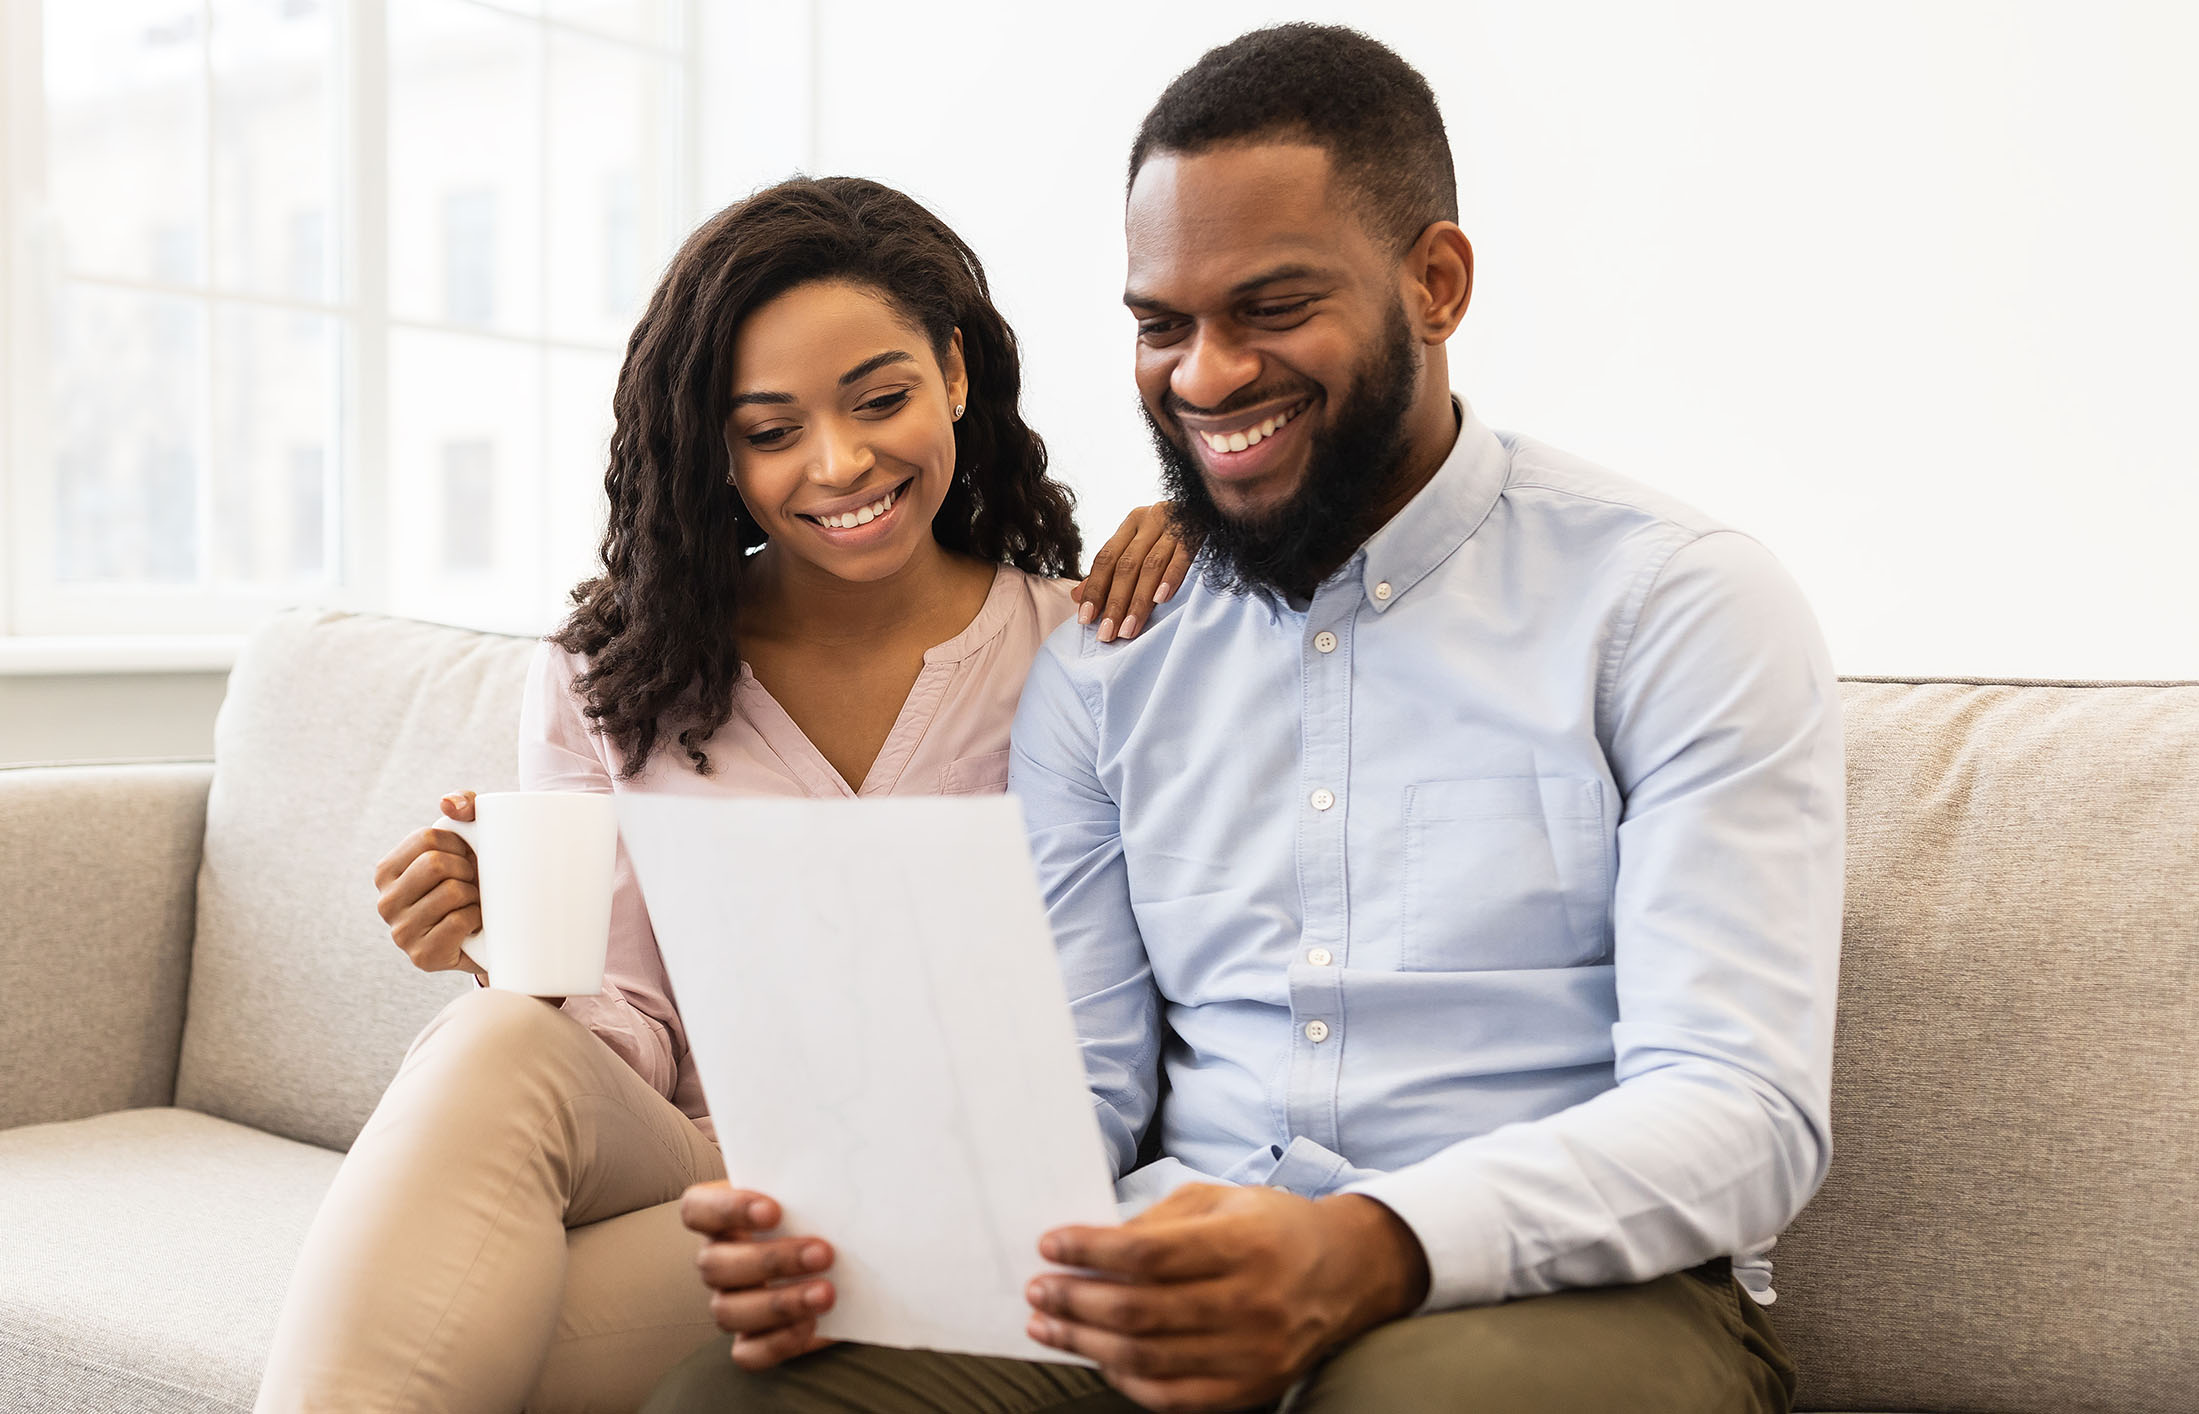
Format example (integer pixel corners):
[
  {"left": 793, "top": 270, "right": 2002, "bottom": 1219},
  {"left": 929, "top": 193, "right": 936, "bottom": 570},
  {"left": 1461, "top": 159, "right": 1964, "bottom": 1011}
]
[{"left": 1315, "top": 1193, "right": 1432, "bottom": 1333}]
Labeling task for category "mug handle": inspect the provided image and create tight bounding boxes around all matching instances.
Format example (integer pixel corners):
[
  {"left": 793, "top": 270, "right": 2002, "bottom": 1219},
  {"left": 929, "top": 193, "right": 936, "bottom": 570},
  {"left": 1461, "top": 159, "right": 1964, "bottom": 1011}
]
[{"left": 426, "top": 813, "right": 490, "bottom": 974}]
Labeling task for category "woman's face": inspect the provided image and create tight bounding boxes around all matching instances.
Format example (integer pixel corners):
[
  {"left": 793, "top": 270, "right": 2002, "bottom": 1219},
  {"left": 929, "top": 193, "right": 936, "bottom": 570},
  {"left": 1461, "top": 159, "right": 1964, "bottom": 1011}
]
[{"left": 725, "top": 279, "right": 968, "bottom": 584}]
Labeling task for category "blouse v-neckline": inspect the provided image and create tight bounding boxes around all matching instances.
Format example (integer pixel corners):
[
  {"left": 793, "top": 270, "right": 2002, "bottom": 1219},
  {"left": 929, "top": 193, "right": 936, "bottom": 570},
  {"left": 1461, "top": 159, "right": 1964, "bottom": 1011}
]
[{"left": 733, "top": 564, "right": 1017, "bottom": 797}]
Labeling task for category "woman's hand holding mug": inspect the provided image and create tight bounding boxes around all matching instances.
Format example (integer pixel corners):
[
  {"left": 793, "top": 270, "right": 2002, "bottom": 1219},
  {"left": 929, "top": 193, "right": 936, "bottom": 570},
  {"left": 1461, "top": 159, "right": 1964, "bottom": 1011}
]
[{"left": 373, "top": 790, "right": 485, "bottom": 978}]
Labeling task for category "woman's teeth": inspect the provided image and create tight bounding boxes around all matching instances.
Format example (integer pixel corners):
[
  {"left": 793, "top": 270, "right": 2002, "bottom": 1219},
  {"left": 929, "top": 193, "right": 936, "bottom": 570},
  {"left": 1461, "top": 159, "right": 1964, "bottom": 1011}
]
[
  {"left": 1199, "top": 404, "right": 1301, "bottom": 455},
  {"left": 811, "top": 486, "right": 898, "bottom": 529}
]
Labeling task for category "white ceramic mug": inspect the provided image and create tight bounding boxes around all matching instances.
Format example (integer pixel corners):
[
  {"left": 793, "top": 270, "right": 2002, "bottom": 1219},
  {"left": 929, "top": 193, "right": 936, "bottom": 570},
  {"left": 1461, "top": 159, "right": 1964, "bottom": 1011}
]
[{"left": 429, "top": 791, "right": 619, "bottom": 997}]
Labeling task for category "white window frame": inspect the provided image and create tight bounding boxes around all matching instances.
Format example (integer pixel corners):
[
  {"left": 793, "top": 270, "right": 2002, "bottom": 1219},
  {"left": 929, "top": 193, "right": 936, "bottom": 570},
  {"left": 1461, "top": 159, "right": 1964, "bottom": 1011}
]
[{"left": 0, "top": 0, "right": 700, "bottom": 649}]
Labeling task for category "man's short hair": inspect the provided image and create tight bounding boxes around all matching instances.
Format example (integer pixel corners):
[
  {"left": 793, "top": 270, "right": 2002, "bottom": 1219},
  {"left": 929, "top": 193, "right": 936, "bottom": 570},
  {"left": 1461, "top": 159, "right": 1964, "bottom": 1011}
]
[{"left": 1128, "top": 23, "right": 1459, "bottom": 254}]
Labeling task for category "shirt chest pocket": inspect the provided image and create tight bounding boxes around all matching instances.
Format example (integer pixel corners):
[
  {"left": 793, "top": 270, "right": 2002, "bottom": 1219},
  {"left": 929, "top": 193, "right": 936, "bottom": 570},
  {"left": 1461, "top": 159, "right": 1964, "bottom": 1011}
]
[
  {"left": 1400, "top": 776, "right": 1611, "bottom": 971},
  {"left": 937, "top": 748, "right": 1011, "bottom": 796}
]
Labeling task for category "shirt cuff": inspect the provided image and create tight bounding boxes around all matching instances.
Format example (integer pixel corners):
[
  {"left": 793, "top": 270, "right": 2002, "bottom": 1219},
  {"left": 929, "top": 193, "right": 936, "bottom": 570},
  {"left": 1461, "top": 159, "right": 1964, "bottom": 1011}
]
[{"left": 1342, "top": 1157, "right": 1515, "bottom": 1312}]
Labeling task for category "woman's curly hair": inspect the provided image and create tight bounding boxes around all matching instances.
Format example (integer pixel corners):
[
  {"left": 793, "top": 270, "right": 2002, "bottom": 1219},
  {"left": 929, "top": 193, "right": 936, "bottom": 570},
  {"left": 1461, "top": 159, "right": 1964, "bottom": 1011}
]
[{"left": 550, "top": 177, "right": 1083, "bottom": 778}]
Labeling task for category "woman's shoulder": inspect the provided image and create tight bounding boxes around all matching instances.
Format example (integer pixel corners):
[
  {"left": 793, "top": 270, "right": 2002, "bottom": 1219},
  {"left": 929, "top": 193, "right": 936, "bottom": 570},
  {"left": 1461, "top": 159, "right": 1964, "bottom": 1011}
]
[{"left": 993, "top": 564, "right": 1079, "bottom": 635}]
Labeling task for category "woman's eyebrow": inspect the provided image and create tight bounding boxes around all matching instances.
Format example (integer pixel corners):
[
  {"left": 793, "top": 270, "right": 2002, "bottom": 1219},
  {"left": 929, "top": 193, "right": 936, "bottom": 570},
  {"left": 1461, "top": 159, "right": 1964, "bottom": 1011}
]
[
  {"left": 838, "top": 350, "right": 916, "bottom": 385},
  {"left": 731, "top": 351, "right": 919, "bottom": 409}
]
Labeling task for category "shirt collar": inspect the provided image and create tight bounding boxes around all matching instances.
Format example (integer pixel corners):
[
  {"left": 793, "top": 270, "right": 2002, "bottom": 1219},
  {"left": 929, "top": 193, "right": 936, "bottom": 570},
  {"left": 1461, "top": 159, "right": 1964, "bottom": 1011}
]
[{"left": 1353, "top": 395, "right": 1508, "bottom": 613}]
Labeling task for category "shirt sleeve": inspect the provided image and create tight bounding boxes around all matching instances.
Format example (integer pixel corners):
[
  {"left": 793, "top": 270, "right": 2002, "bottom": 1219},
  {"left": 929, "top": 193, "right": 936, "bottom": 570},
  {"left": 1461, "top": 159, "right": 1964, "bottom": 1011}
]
[
  {"left": 516, "top": 640, "right": 686, "bottom": 1100},
  {"left": 1343, "top": 529, "right": 1845, "bottom": 1310},
  {"left": 1009, "top": 640, "right": 1167, "bottom": 1189}
]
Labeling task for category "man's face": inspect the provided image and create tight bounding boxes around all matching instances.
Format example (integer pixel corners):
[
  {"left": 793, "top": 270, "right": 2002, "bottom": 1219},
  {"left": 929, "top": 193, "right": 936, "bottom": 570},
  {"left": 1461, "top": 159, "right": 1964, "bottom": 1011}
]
[{"left": 1125, "top": 142, "right": 1422, "bottom": 595}]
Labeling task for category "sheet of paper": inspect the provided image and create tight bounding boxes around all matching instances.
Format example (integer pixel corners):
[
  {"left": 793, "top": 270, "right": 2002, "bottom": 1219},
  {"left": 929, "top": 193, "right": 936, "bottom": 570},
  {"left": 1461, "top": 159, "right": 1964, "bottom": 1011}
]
[{"left": 615, "top": 793, "right": 1122, "bottom": 1363}]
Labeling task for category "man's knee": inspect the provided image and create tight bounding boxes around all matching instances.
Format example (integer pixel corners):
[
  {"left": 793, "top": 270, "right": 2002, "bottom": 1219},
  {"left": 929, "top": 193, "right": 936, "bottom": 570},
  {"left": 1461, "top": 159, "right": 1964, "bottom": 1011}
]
[{"left": 1289, "top": 1275, "right": 1781, "bottom": 1414}]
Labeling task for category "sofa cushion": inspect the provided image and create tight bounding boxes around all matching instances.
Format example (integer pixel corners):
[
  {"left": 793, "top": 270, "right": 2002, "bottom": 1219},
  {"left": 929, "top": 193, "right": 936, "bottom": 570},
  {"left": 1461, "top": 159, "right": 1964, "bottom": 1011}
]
[
  {"left": 0, "top": 1107, "right": 341, "bottom": 1413},
  {"left": 1772, "top": 678, "right": 2199, "bottom": 1414},
  {"left": 175, "top": 608, "right": 539, "bottom": 1151}
]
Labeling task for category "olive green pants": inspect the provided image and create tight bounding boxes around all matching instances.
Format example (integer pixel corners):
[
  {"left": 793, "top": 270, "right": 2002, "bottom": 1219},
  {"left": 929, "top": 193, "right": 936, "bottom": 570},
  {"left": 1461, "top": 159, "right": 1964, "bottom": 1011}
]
[{"left": 640, "top": 1262, "right": 1796, "bottom": 1413}]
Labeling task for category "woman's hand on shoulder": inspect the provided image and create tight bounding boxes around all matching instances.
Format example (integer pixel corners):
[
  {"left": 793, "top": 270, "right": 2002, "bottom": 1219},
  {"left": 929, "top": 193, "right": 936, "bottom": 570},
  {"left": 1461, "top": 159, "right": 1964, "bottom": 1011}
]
[
  {"left": 373, "top": 790, "right": 487, "bottom": 978},
  {"left": 1072, "top": 501, "right": 1197, "bottom": 643}
]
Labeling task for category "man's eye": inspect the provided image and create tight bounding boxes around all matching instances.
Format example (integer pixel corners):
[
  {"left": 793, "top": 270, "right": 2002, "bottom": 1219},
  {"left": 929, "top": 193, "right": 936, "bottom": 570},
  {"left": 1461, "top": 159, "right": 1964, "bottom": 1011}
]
[
  {"left": 1138, "top": 319, "right": 1186, "bottom": 342},
  {"left": 1247, "top": 299, "right": 1314, "bottom": 320},
  {"left": 858, "top": 390, "right": 912, "bottom": 415},
  {"left": 745, "top": 426, "right": 795, "bottom": 449}
]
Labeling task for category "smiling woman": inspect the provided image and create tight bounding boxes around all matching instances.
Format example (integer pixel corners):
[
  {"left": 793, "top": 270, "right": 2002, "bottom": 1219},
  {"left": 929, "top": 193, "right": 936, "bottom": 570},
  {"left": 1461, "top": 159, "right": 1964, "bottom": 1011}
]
[{"left": 255, "top": 177, "right": 1194, "bottom": 1412}]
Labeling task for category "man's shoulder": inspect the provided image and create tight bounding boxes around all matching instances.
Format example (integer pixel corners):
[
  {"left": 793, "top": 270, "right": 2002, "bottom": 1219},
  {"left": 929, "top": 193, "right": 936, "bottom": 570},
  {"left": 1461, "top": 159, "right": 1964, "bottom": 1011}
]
[{"left": 1493, "top": 431, "right": 1728, "bottom": 544}]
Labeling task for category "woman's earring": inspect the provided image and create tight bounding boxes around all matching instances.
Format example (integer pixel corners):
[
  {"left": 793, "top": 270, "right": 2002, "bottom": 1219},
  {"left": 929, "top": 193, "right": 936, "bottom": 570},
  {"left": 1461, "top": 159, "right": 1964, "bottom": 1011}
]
[{"left": 952, "top": 403, "right": 965, "bottom": 421}]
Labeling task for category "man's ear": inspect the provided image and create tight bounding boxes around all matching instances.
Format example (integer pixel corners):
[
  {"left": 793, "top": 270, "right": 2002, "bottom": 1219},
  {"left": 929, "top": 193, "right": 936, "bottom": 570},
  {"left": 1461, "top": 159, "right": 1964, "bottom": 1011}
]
[{"left": 1404, "top": 223, "right": 1473, "bottom": 343}]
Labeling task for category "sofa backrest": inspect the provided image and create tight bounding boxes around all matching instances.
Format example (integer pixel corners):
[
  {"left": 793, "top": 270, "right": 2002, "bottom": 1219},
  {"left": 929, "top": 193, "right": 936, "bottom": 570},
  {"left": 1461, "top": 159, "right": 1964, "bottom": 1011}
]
[
  {"left": 1773, "top": 677, "right": 2199, "bottom": 1414},
  {"left": 175, "top": 608, "right": 539, "bottom": 1151}
]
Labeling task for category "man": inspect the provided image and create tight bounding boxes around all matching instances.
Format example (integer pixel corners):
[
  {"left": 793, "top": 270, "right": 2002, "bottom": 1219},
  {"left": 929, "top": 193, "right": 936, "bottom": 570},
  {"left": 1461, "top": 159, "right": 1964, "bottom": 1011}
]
[{"left": 652, "top": 23, "right": 1839, "bottom": 1413}]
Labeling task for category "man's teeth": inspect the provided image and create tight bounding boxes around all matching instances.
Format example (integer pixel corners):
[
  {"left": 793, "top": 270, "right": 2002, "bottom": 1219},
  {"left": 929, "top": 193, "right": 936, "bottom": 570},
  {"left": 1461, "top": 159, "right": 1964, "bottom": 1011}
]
[
  {"left": 1199, "top": 405, "right": 1299, "bottom": 455},
  {"left": 812, "top": 487, "right": 898, "bottom": 529}
]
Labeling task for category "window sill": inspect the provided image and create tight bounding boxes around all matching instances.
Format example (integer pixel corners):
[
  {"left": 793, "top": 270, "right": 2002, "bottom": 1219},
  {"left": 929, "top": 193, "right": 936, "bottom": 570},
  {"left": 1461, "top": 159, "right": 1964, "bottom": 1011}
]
[{"left": 0, "top": 634, "right": 245, "bottom": 676}]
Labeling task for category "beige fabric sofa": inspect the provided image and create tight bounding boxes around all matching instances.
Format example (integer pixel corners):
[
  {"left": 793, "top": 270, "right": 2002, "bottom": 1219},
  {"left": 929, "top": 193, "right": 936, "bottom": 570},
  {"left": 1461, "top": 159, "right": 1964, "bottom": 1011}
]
[{"left": 2, "top": 607, "right": 2193, "bottom": 1413}]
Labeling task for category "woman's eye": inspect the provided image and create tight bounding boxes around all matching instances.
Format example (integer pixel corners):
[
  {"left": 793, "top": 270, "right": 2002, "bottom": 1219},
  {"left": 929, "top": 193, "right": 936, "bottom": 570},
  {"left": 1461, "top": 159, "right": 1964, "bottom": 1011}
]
[
  {"left": 858, "top": 389, "right": 912, "bottom": 415},
  {"left": 745, "top": 426, "right": 795, "bottom": 449}
]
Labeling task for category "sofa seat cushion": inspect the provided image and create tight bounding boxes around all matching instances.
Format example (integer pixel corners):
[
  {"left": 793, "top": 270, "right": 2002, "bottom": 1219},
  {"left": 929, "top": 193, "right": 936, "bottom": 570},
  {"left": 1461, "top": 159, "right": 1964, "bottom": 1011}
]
[{"left": 0, "top": 1107, "right": 339, "bottom": 1413}]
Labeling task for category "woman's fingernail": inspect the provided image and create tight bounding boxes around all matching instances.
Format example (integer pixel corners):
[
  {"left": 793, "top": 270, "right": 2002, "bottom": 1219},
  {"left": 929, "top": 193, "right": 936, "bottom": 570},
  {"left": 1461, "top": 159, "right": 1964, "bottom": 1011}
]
[
  {"left": 1097, "top": 618, "right": 1115, "bottom": 643},
  {"left": 1155, "top": 581, "right": 1174, "bottom": 603},
  {"left": 1121, "top": 616, "right": 1139, "bottom": 639},
  {"left": 1079, "top": 601, "right": 1096, "bottom": 625}
]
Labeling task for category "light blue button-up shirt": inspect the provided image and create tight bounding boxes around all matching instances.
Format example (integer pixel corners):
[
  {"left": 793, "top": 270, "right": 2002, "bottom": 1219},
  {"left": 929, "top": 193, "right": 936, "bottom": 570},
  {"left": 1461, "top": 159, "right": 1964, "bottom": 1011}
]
[{"left": 1009, "top": 400, "right": 1844, "bottom": 1312}]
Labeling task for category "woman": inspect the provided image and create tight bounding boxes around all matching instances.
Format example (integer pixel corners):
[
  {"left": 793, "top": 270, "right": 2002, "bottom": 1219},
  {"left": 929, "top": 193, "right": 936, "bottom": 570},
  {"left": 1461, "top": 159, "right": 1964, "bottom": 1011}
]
[{"left": 255, "top": 177, "right": 1187, "bottom": 1413}]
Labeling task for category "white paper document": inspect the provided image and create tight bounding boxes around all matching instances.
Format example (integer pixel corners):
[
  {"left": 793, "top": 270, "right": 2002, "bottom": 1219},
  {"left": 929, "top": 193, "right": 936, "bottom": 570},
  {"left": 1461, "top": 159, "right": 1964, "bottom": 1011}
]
[{"left": 615, "top": 794, "right": 1122, "bottom": 1362}]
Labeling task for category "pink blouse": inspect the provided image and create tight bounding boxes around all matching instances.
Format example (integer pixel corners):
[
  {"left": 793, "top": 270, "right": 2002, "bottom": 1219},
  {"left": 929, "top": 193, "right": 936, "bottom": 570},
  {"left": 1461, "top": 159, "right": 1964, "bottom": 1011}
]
[{"left": 516, "top": 565, "right": 1078, "bottom": 1143}]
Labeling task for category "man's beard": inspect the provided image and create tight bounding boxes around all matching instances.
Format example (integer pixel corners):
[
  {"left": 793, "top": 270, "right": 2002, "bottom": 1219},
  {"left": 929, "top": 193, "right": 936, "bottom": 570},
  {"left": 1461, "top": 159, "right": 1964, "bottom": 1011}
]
[{"left": 1146, "top": 300, "right": 1420, "bottom": 602}]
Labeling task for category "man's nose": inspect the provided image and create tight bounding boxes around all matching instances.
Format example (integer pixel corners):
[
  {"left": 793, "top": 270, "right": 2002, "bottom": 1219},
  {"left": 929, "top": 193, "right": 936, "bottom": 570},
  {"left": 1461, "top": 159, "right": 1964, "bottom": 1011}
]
[{"left": 1169, "top": 327, "right": 1260, "bottom": 414}]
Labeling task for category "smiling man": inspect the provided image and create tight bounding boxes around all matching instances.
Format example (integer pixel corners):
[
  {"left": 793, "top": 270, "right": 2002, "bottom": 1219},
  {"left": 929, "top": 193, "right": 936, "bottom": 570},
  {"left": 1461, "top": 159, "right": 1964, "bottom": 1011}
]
[{"left": 654, "top": 23, "right": 1840, "bottom": 1414}]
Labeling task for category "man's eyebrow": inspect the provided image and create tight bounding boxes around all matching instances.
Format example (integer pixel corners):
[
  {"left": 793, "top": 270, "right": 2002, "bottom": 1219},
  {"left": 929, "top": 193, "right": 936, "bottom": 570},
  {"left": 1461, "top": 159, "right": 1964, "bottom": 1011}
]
[
  {"left": 1123, "top": 264, "right": 1336, "bottom": 309},
  {"left": 731, "top": 350, "right": 917, "bottom": 409}
]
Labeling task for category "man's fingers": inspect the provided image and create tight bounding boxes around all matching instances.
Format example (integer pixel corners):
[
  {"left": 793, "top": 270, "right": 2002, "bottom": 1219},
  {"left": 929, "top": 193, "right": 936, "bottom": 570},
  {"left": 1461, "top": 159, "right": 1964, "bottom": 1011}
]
[
  {"left": 730, "top": 1317, "right": 829, "bottom": 1372},
  {"left": 1029, "top": 1274, "right": 1230, "bottom": 1337},
  {"left": 1027, "top": 1314, "right": 1241, "bottom": 1382},
  {"left": 697, "top": 1236, "right": 833, "bottom": 1290},
  {"left": 710, "top": 1279, "right": 835, "bottom": 1338},
  {"left": 681, "top": 1183, "right": 780, "bottom": 1238},
  {"left": 1042, "top": 1221, "right": 1233, "bottom": 1282}
]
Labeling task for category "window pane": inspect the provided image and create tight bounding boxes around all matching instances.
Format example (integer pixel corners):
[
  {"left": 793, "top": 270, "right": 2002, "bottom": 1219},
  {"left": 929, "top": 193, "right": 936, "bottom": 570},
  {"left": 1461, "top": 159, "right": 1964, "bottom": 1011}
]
[
  {"left": 547, "top": 0, "right": 674, "bottom": 47},
  {"left": 43, "top": 1, "right": 208, "bottom": 284},
  {"left": 212, "top": 307, "right": 338, "bottom": 585},
  {"left": 545, "top": 348, "right": 620, "bottom": 612},
  {"left": 50, "top": 283, "right": 205, "bottom": 584},
  {"left": 389, "top": 0, "right": 543, "bottom": 335},
  {"left": 388, "top": 329, "right": 544, "bottom": 631},
  {"left": 211, "top": 0, "right": 340, "bottom": 300},
  {"left": 547, "top": 34, "right": 678, "bottom": 346}
]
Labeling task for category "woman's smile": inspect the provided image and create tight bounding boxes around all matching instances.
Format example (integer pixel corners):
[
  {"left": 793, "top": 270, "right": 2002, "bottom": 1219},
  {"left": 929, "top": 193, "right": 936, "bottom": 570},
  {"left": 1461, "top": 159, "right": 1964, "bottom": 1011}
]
[{"left": 797, "top": 477, "right": 915, "bottom": 543}]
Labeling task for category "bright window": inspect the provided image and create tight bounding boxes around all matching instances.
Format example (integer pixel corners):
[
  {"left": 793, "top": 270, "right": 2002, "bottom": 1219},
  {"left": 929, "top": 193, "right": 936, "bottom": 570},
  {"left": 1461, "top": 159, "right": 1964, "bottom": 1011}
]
[{"left": 3, "top": 0, "right": 692, "bottom": 638}]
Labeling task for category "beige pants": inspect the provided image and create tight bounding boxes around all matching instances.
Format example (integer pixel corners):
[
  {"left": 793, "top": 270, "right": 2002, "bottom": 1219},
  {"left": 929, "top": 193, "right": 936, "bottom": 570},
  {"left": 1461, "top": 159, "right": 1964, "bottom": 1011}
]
[{"left": 256, "top": 988, "right": 726, "bottom": 1413}]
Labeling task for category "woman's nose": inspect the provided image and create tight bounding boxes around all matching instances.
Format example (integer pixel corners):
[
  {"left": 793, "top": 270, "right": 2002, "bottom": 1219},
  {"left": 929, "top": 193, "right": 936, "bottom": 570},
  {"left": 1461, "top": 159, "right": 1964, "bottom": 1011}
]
[{"left": 811, "top": 421, "right": 875, "bottom": 487}]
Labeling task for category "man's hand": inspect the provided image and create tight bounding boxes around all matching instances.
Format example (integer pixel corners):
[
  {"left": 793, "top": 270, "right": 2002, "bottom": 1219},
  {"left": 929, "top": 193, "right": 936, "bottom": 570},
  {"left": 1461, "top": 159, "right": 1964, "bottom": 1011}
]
[
  {"left": 681, "top": 1182, "right": 839, "bottom": 1372},
  {"left": 1025, "top": 1183, "right": 1430, "bottom": 1412}
]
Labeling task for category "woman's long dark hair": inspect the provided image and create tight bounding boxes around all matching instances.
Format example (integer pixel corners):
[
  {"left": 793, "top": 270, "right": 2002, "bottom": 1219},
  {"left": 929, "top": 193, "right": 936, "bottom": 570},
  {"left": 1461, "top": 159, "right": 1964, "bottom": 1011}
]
[{"left": 550, "top": 177, "right": 1083, "bottom": 778}]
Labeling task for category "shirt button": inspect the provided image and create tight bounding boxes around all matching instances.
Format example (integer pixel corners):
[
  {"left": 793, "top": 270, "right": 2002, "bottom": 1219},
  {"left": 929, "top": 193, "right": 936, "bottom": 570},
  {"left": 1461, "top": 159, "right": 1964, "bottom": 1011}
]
[
  {"left": 1313, "top": 631, "right": 1337, "bottom": 654},
  {"left": 1304, "top": 1019, "right": 1331, "bottom": 1043},
  {"left": 1306, "top": 947, "right": 1334, "bottom": 966},
  {"left": 1309, "top": 787, "right": 1335, "bottom": 811},
  {"left": 1373, "top": 581, "right": 1393, "bottom": 602}
]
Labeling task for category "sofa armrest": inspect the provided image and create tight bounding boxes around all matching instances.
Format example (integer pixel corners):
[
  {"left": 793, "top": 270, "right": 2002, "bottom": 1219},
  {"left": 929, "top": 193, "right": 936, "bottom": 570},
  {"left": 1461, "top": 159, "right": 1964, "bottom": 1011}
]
[{"left": 0, "top": 761, "right": 213, "bottom": 1130}]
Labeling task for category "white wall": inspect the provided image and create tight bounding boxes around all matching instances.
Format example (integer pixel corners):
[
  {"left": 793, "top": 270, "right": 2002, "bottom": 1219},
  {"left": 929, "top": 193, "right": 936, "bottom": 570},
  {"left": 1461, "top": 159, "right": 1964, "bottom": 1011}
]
[{"left": 767, "top": 0, "right": 2199, "bottom": 680}]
